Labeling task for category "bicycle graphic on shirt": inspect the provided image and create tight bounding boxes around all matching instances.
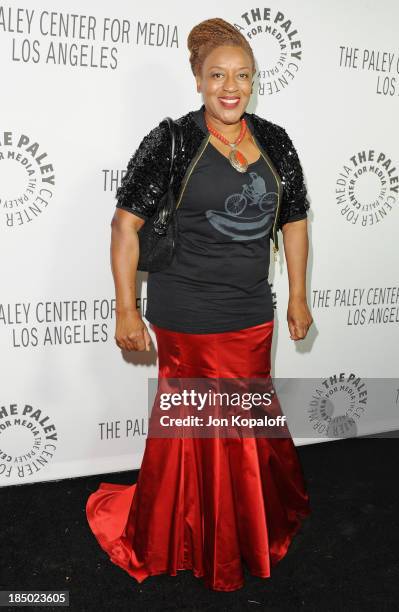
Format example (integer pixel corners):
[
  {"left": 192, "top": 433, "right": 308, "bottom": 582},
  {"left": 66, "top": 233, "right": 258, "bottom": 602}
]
[{"left": 224, "top": 171, "right": 278, "bottom": 216}]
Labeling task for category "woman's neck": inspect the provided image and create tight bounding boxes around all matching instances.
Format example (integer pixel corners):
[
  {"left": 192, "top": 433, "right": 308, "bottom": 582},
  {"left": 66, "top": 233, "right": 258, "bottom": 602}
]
[{"left": 204, "top": 108, "right": 243, "bottom": 140}]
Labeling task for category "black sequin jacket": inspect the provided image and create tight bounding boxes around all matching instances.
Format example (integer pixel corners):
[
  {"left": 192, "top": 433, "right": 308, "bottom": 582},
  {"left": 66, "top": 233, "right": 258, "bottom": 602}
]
[{"left": 115, "top": 104, "right": 310, "bottom": 257}]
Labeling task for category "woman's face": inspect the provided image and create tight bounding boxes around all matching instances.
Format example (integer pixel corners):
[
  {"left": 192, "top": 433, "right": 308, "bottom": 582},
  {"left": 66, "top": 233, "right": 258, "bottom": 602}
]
[{"left": 195, "top": 44, "right": 254, "bottom": 126}]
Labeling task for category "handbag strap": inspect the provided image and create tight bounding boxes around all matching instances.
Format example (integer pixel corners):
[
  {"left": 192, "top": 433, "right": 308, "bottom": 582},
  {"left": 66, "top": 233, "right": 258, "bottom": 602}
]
[
  {"left": 151, "top": 118, "right": 182, "bottom": 231},
  {"left": 162, "top": 116, "right": 182, "bottom": 187}
]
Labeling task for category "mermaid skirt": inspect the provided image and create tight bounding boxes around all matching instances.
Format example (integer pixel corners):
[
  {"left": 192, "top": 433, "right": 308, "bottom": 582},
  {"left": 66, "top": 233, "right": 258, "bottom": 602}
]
[{"left": 86, "top": 320, "right": 311, "bottom": 591}]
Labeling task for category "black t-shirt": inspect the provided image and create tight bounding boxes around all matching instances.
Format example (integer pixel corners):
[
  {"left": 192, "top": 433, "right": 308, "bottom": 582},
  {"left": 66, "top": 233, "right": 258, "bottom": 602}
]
[{"left": 145, "top": 140, "right": 280, "bottom": 333}]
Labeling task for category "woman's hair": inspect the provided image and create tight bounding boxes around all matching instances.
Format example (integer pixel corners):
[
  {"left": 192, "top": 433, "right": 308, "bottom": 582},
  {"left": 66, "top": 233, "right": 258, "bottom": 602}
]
[{"left": 187, "top": 17, "right": 256, "bottom": 77}]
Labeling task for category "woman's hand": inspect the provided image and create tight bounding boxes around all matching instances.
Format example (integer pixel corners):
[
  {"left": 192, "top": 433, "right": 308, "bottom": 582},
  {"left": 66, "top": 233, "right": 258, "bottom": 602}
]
[
  {"left": 287, "top": 296, "right": 313, "bottom": 341},
  {"left": 115, "top": 309, "right": 152, "bottom": 352}
]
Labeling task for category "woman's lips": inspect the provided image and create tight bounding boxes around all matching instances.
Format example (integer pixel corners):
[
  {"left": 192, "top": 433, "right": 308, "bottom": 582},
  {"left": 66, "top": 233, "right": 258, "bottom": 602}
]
[{"left": 218, "top": 97, "right": 240, "bottom": 109}]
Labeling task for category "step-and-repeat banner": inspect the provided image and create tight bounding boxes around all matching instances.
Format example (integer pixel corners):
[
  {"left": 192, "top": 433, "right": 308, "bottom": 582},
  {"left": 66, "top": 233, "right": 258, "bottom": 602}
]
[{"left": 1, "top": 1, "right": 398, "bottom": 485}]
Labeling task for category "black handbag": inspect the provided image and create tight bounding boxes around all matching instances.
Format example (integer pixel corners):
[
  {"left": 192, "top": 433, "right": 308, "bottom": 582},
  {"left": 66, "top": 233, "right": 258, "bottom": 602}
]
[{"left": 136, "top": 117, "right": 182, "bottom": 272}]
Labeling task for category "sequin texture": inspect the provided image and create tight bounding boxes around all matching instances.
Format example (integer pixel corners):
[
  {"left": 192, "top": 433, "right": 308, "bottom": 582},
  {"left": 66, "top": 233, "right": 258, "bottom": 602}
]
[{"left": 115, "top": 109, "right": 310, "bottom": 239}]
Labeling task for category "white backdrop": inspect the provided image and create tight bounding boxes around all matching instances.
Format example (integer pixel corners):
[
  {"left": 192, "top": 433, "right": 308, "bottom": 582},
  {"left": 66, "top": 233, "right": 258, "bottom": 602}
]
[{"left": 1, "top": 0, "right": 398, "bottom": 485}]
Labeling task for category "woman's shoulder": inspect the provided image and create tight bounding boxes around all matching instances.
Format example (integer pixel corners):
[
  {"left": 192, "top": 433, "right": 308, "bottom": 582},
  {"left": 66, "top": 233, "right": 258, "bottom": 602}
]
[
  {"left": 139, "top": 108, "right": 203, "bottom": 146},
  {"left": 246, "top": 111, "right": 304, "bottom": 166},
  {"left": 245, "top": 109, "right": 286, "bottom": 139}
]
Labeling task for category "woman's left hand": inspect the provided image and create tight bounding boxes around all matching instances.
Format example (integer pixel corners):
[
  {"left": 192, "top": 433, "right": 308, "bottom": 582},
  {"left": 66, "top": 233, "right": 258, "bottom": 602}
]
[{"left": 287, "top": 296, "right": 313, "bottom": 340}]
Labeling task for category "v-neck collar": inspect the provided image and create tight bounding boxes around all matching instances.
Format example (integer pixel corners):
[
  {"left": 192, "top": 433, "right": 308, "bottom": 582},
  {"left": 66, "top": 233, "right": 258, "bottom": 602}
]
[
  {"left": 191, "top": 103, "right": 255, "bottom": 135},
  {"left": 206, "top": 138, "right": 262, "bottom": 168}
]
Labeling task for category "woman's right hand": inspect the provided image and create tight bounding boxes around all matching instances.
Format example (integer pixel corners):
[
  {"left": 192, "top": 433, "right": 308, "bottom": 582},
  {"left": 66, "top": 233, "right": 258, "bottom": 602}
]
[{"left": 114, "top": 309, "right": 152, "bottom": 352}]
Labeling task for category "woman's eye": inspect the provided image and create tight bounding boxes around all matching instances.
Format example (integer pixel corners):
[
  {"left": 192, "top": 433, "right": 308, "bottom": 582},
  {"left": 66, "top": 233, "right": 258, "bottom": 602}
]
[{"left": 211, "top": 72, "right": 249, "bottom": 79}]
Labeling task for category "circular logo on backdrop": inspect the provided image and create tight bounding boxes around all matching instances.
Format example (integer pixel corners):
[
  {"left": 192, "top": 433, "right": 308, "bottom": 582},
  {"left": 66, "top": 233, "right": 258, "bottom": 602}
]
[
  {"left": 336, "top": 149, "right": 398, "bottom": 227},
  {"left": 0, "top": 131, "right": 55, "bottom": 228},
  {"left": 307, "top": 373, "right": 368, "bottom": 438},
  {"left": 0, "top": 403, "right": 58, "bottom": 480},
  {"left": 232, "top": 7, "right": 304, "bottom": 96}
]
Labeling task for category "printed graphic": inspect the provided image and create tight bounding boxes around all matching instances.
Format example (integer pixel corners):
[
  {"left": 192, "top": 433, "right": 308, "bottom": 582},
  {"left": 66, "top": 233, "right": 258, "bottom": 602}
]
[
  {"left": 307, "top": 373, "right": 368, "bottom": 438},
  {"left": 312, "top": 286, "right": 399, "bottom": 326},
  {"left": 338, "top": 46, "right": 399, "bottom": 97},
  {"left": 233, "top": 7, "right": 304, "bottom": 96},
  {"left": 0, "top": 130, "right": 55, "bottom": 228},
  {"left": 336, "top": 148, "right": 398, "bottom": 227},
  {"left": 206, "top": 171, "right": 277, "bottom": 241},
  {"left": 0, "top": 402, "right": 58, "bottom": 480}
]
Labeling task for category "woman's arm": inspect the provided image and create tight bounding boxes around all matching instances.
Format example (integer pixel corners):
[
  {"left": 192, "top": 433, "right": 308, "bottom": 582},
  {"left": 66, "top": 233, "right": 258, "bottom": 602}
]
[
  {"left": 110, "top": 119, "right": 171, "bottom": 352},
  {"left": 282, "top": 218, "right": 313, "bottom": 341},
  {"left": 110, "top": 208, "right": 152, "bottom": 352},
  {"left": 275, "top": 124, "right": 312, "bottom": 341}
]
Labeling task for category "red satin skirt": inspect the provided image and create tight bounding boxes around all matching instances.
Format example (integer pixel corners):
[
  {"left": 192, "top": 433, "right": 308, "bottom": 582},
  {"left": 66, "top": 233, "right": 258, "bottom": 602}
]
[{"left": 86, "top": 320, "right": 311, "bottom": 591}]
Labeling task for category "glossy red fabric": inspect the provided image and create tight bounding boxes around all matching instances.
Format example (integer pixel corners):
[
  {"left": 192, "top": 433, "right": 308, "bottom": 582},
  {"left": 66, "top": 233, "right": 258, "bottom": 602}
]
[{"left": 86, "top": 320, "right": 311, "bottom": 591}]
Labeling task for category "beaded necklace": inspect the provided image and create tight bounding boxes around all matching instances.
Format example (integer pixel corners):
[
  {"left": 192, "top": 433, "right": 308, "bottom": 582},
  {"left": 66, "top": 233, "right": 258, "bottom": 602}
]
[{"left": 205, "top": 117, "right": 249, "bottom": 173}]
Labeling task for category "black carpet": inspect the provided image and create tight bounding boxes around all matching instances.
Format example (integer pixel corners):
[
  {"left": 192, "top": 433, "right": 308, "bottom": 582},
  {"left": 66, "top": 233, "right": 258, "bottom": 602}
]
[{"left": 1, "top": 436, "right": 398, "bottom": 612}]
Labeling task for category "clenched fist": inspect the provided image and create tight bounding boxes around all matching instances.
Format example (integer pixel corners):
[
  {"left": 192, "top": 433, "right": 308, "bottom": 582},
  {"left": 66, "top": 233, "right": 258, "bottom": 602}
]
[{"left": 115, "top": 310, "right": 152, "bottom": 351}]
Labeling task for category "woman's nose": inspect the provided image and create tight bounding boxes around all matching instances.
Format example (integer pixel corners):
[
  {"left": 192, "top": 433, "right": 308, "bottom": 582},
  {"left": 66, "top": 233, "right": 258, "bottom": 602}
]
[{"left": 223, "top": 74, "right": 238, "bottom": 91}]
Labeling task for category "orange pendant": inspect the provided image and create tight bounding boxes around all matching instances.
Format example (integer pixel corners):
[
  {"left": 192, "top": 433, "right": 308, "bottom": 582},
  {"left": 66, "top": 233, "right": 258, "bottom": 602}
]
[
  {"left": 235, "top": 150, "right": 247, "bottom": 166},
  {"left": 229, "top": 148, "right": 248, "bottom": 173}
]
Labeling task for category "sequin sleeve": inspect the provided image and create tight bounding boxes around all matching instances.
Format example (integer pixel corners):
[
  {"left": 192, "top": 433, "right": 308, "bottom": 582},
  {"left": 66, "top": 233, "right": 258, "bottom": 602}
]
[
  {"left": 115, "top": 120, "right": 171, "bottom": 220},
  {"left": 277, "top": 126, "right": 310, "bottom": 230}
]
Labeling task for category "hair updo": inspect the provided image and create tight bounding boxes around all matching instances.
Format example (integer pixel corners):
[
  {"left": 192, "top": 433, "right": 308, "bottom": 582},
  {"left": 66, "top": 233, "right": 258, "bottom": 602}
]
[{"left": 187, "top": 17, "right": 256, "bottom": 77}]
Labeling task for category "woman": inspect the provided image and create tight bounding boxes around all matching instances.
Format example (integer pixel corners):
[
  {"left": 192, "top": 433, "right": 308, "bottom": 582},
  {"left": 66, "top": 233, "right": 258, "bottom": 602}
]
[{"left": 86, "top": 18, "right": 313, "bottom": 592}]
